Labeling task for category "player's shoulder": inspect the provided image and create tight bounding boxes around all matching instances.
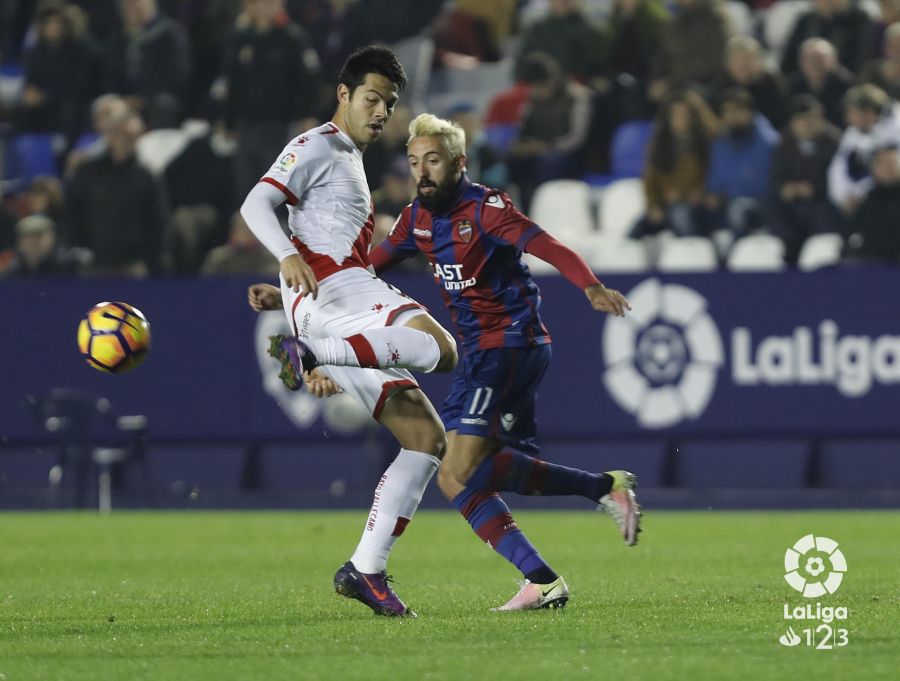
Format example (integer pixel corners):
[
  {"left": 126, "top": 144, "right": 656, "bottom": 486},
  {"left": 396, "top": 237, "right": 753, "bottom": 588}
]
[{"left": 472, "top": 183, "right": 514, "bottom": 211}]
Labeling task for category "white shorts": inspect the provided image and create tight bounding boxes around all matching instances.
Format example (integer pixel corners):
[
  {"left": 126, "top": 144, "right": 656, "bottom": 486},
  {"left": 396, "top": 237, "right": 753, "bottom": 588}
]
[{"left": 280, "top": 267, "right": 427, "bottom": 419}]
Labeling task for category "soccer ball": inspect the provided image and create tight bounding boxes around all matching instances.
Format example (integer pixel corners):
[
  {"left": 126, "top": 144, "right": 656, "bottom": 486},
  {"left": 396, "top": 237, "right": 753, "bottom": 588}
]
[{"left": 77, "top": 301, "right": 151, "bottom": 373}]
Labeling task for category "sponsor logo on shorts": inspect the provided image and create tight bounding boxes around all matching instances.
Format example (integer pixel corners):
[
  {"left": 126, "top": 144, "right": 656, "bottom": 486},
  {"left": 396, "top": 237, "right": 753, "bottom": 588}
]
[
  {"left": 461, "top": 417, "right": 488, "bottom": 426},
  {"left": 413, "top": 227, "right": 432, "bottom": 239}
]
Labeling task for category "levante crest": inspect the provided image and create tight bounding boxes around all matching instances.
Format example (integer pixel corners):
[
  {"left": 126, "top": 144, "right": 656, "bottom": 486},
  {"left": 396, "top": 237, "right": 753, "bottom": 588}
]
[{"left": 457, "top": 218, "right": 473, "bottom": 243}]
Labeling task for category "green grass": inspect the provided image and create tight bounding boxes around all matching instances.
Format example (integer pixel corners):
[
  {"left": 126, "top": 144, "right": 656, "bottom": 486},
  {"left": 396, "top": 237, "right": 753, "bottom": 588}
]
[{"left": 1, "top": 510, "right": 898, "bottom": 680}]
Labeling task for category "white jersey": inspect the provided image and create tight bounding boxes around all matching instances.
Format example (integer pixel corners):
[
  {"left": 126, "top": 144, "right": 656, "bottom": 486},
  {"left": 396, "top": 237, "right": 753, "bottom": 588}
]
[{"left": 261, "top": 122, "right": 374, "bottom": 280}]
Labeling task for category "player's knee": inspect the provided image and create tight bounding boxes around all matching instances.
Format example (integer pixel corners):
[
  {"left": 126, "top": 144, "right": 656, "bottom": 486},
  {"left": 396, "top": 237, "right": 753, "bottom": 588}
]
[
  {"left": 433, "top": 331, "right": 458, "bottom": 373},
  {"left": 407, "top": 423, "right": 447, "bottom": 459}
]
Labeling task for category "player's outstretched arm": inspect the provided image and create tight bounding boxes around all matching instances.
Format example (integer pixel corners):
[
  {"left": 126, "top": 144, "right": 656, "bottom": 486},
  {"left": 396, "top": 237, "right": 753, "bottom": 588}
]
[
  {"left": 247, "top": 283, "right": 283, "bottom": 312},
  {"left": 584, "top": 283, "right": 631, "bottom": 317}
]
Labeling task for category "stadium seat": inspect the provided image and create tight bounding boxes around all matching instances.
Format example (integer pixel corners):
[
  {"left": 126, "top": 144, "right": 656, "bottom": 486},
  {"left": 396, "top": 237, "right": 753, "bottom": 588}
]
[
  {"left": 818, "top": 439, "right": 900, "bottom": 489},
  {"left": 609, "top": 120, "right": 653, "bottom": 179},
  {"left": 136, "top": 127, "right": 191, "bottom": 176},
  {"left": 586, "top": 234, "right": 651, "bottom": 273},
  {"left": 390, "top": 34, "right": 435, "bottom": 111},
  {"left": 657, "top": 236, "right": 719, "bottom": 272},
  {"left": 763, "top": 0, "right": 810, "bottom": 63},
  {"left": 676, "top": 439, "right": 811, "bottom": 488},
  {"left": 723, "top": 0, "right": 755, "bottom": 36},
  {"left": 530, "top": 179, "right": 595, "bottom": 240},
  {"left": 4, "top": 133, "right": 60, "bottom": 183},
  {"left": 797, "top": 233, "right": 844, "bottom": 271},
  {"left": 0, "top": 62, "right": 24, "bottom": 107},
  {"left": 597, "top": 178, "right": 645, "bottom": 238},
  {"left": 726, "top": 233, "right": 786, "bottom": 271}
]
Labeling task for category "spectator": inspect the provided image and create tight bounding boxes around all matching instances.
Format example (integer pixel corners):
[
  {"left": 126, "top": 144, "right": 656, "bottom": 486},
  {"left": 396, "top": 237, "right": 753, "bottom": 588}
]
[
  {"left": 780, "top": 0, "right": 874, "bottom": 76},
  {"left": 515, "top": 0, "right": 611, "bottom": 83},
  {"left": 787, "top": 38, "right": 854, "bottom": 128},
  {"left": 828, "top": 84, "right": 900, "bottom": 216},
  {"left": 200, "top": 211, "right": 280, "bottom": 275},
  {"left": 508, "top": 52, "right": 593, "bottom": 211},
  {"left": 163, "top": 125, "right": 238, "bottom": 273},
  {"left": 11, "top": 1, "right": 96, "bottom": 143},
  {"left": 372, "top": 157, "right": 413, "bottom": 219},
  {"left": 103, "top": 0, "right": 191, "bottom": 128},
  {"left": 364, "top": 105, "right": 412, "bottom": 195},
  {"left": 767, "top": 96, "right": 842, "bottom": 266},
  {"left": 712, "top": 35, "right": 788, "bottom": 130},
  {"left": 0, "top": 214, "right": 91, "bottom": 278},
  {"left": 65, "top": 93, "right": 131, "bottom": 174},
  {"left": 632, "top": 90, "right": 718, "bottom": 238},
  {"left": 650, "top": 0, "right": 731, "bottom": 101},
  {"left": 858, "top": 22, "right": 900, "bottom": 101},
  {"left": 23, "top": 175, "right": 65, "bottom": 224},
  {"left": 703, "top": 87, "right": 780, "bottom": 243},
  {"left": 431, "top": 4, "right": 501, "bottom": 69},
  {"left": 606, "top": 0, "right": 669, "bottom": 119},
  {"left": 843, "top": 144, "right": 900, "bottom": 262},
  {"left": 223, "top": 0, "right": 321, "bottom": 196},
  {"left": 65, "top": 111, "right": 166, "bottom": 276}
]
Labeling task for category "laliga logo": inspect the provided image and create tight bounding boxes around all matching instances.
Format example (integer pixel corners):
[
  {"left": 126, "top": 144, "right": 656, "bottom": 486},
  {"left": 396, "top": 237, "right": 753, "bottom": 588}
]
[
  {"left": 255, "top": 314, "right": 372, "bottom": 434},
  {"left": 784, "top": 534, "right": 847, "bottom": 598},
  {"left": 603, "top": 279, "right": 724, "bottom": 428}
]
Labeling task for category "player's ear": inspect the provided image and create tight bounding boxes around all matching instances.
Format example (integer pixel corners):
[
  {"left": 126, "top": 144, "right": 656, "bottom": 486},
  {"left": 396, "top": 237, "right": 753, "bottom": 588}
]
[
  {"left": 456, "top": 154, "right": 468, "bottom": 173},
  {"left": 337, "top": 83, "right": 350, "bottom": 106}
]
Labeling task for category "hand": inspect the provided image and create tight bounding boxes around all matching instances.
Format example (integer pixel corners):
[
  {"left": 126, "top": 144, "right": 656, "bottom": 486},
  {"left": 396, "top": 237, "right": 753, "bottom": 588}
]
[
  {"left": 585, "top": 283, "right": 631, "bottom": 317},
  {"left": 280, "top": 253, "right": 318, "bottom": 298},
  {"left": 303, "top": 368, "right": 342, "bottom": 398},
  {"left": 247, "top": 283, "right": 282, "bottom": 311}
]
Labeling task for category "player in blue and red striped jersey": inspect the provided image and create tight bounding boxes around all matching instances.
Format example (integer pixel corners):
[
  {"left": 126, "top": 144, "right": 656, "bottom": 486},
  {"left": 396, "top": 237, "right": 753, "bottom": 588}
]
[{"left": 367, "top": 113, "right": 641, "bottom": 611}]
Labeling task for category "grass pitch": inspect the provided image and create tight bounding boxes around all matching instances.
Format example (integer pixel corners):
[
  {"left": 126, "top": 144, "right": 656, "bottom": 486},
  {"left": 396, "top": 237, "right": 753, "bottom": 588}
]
[{"left": 1, "top": 510, "right": 897, "bottom": 681}]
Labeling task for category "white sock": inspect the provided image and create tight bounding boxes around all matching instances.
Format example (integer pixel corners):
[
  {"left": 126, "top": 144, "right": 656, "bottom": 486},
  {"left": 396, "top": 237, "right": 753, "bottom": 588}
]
[
  {"left": 308, "top": 328, "right": 441, "bottom": 373},
  {"left": 349, "top": 448, "right": 440, "bottom": 573}
]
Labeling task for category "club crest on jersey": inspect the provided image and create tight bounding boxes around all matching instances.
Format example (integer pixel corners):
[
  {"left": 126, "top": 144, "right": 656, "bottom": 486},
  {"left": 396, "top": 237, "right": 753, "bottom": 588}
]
[{"left": 457, "top": 218, "right": 473, "bottom": 243}]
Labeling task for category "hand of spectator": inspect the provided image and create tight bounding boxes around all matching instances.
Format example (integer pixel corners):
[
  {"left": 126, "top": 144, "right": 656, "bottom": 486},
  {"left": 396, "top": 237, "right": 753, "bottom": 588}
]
[
  {"left": 795, "top": 182, "right": 814, "bottom": 200},
  {"left": 703, "top": 193, "right": 722, "bottom": 211},
  {"left": 247, "top": 283, "right": 283, "bottom": 311},
  {"left": 780, "top": 183, "right": 797, "bottom": 202},
  {"left": 22, "top": 85, "right": 45, "bottom": 107},
  {"left": 304, "top": 368, "right": 342, "bottom": 398},
  {"left": 585, "top": 283, "right": 631, "bottom": 317},
  {"left": 280, "top": 253, "right": 318, "bottom": 298},
  {"left": 647, "top": 206, "right": 666, "bottom": 223}
]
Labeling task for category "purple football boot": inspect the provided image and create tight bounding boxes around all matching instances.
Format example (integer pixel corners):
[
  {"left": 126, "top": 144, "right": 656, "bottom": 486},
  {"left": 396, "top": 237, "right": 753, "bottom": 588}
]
[
  {"left": 333, "top": 561, "right": 417, "bottom": 618},
  {"left": 266, "top": 334, "right": 318, "bottom": 391}
]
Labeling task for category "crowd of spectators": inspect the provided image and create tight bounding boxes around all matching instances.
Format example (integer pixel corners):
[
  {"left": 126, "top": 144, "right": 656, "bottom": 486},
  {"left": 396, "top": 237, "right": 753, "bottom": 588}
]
[{"left": 2, "top": 0, "right": 900, "bottom": 279}]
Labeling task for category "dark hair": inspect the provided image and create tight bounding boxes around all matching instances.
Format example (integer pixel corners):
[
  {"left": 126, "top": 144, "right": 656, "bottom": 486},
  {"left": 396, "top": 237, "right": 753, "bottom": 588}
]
[
  {"left": 338, "top": 45, "right": 407, "bottom": 94},
  {"left": 516, "top": 52, "right": 561, "bottom": 85},
  {"left": 719, "top": 87, "right": 754, "bottom": 113},
  {"left": 789, "top": 94, "right": 823, "bottom": 117},
  {"left": 649, "top": 90, "right": 719, "bottom": 174}
]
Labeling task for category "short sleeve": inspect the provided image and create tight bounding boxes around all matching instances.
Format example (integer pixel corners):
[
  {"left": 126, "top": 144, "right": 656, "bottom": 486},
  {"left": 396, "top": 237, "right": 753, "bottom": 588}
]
[
  {"left": 260, "top": 134, "right": 329, "bottom": 205},
  {"left": 480, "top": 191, "right": 544, "bottom": 249}
]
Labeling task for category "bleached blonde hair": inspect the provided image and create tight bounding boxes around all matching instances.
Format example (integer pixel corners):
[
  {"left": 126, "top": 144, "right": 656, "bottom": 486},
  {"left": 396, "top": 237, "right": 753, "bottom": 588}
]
[{"left": 408, "top": 113, "right": 467, "bottom": 158}]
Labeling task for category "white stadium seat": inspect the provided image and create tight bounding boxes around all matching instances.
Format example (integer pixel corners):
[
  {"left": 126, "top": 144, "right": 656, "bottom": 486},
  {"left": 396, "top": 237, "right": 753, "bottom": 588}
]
[
  {"left": 763, "top": 0, "right": 810, "bottom": 63},
  {"left": 798, "top": 233, "right": 844, "bottom": 271},
  {"left": 657, "top": 237, "right": 719, "bottom": 272},
  {"left": 724, "top": 1, "right": 755, "bottom": 36},
  {"left": 587, "top": 234, "right": 651, "bottom": 273},
  {"left": 136, "top": 128, "right": 191, "bottom": 176},
  {"left": 529, "top": 179, "right": 595, "bottom": 241},
  {"left": 726, "top": 233, "right": 786, "bottom": 271},
  {"left": 597, "top": 178, "right": 645, "bottom": 238}
]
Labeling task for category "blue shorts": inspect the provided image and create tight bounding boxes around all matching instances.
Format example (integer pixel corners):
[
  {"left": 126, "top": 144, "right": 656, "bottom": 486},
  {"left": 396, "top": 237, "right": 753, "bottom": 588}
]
[{"left": 440, "top": 345, "right": 551, "bottom": 454}]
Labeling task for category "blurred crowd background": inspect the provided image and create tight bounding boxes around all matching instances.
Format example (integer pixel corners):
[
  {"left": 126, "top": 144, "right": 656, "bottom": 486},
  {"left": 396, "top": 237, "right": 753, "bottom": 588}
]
[{"left": 2, "top": 0, "right": 900, "bottom": 280}]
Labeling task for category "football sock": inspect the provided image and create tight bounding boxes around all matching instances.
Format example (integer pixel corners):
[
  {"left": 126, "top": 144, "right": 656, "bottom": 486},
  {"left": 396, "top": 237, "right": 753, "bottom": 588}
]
[
  {"left": 307, "top": 328, "right": 441, "bottom": 373},
  {"left": 350, "top": 448, "right": 440, "bottom": 574},
  {"left": 467, "top": 449, "right": 614, "bottom": 502},
  {"left": 452, "top": 487, "right": 558, "bottom": 581}
]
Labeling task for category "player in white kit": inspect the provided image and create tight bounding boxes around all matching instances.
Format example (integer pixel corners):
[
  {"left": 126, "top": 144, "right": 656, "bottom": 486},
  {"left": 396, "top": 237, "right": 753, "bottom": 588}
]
[{"left": 241, "top": 46, "right": 457, "bottom": 618}]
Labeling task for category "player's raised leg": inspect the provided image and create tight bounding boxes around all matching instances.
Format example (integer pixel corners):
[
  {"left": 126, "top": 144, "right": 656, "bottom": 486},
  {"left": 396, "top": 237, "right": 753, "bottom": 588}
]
[
  {"left": 333, "top": 384, "right": 445, "bottom": 618},
  {"left": 270, "top": 311, "right": 457, "bottom": 377}
]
